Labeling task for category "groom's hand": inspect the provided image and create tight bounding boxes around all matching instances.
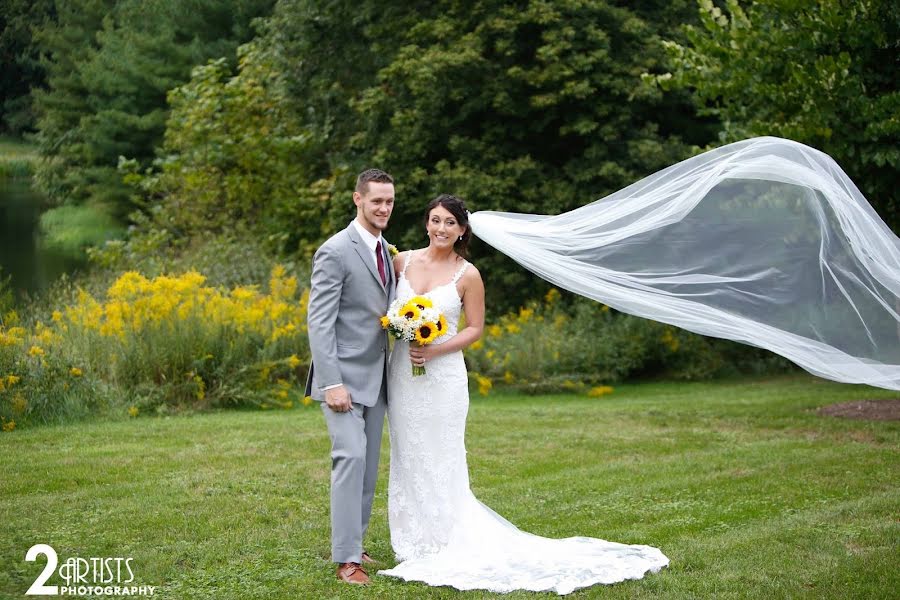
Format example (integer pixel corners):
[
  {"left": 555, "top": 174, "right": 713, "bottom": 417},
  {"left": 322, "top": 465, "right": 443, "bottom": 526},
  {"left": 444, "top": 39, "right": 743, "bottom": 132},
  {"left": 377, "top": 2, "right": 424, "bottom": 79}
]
[{"left": 325, "top": 385, "right": 352, "bottom": 412}]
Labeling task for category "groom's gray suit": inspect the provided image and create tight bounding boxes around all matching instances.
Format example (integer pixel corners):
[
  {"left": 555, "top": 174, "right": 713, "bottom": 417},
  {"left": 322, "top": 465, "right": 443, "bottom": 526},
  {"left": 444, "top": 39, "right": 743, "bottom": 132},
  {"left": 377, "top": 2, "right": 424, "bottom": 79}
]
[{"left": 305, "top": 221, "right": 395, "bottom": 564}]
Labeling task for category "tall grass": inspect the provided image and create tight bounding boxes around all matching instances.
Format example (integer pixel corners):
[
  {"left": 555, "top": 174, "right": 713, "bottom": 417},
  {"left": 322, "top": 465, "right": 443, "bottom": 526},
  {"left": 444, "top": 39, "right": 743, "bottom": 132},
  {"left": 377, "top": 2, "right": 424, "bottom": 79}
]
[{"left": 0, "top": 136, "right": 37, "bottom": 180}]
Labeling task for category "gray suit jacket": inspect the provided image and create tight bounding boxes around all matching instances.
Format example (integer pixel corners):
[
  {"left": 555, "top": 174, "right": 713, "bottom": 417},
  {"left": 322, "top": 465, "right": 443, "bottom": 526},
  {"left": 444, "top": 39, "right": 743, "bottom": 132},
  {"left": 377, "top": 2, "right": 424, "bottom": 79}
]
[{"left": 305, "top": 222, "right": 396, "bottom": 406}]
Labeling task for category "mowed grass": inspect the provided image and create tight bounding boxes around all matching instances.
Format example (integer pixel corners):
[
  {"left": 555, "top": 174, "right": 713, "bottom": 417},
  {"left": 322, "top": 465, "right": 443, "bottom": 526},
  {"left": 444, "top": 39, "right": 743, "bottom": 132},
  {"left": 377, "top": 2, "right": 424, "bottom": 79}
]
[{"left": 2, "top": 374, "right": 898, "bottom": 599}]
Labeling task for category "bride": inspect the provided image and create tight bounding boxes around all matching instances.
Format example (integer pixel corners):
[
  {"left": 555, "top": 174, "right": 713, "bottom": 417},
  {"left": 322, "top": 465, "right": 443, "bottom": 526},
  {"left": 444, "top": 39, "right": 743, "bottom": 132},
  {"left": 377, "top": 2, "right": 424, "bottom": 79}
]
[{"left": 378, "top": 194, "right": 668, "bottom": 594}]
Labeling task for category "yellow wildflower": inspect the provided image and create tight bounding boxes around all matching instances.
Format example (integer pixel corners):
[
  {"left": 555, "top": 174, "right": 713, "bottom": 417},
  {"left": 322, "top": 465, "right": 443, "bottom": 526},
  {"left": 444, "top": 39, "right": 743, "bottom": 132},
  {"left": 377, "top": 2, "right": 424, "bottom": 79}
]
[
  {"left": 11, "top": 393, "right": 26, "bottom": 414},
  {"left": 476, "top": 375, "right": 493, "bottom": 396},
  {"left": 470, "top": 339, "right": 484, "bottom": 351},
  {"left": 6, "top": 375, "right": 20, "bottom": 386},
  {"left": 70, "top": 367, "right": 83, "bottom": 377},
  {"left": 544, "top": 288, "right": 560, "bottom": 304},
  {"left": 487, "top": 325, "right": 502, "bottom": 338},
  {"left": 28, "top": 345, "right": 44, "bottom": 357},
  {"left": 503, "top": 371, "right": 514, "bottom": 384},
  {"left": 2, "top": 419, "right": 15, "bottom": 432},
  {"left": 504, "top": 323, "right": 520, "bottom": 334},
  {"left": 518, "top": 307, "right": 534, "bottom": 322},
  {"left": 51, "top": 310, "right": 63, "bottom": 322},
  {"left": 302, "top": 395, "right": 314, "bottom": 407},
  {"left": 287, "top": 354, "right": 302, "bottom": 369},
  {"left": 588, "top": 385, "right": 615, "bottom": 397},
  {"left": 128, "top": 406, "right": 139, "bottom": 417}
]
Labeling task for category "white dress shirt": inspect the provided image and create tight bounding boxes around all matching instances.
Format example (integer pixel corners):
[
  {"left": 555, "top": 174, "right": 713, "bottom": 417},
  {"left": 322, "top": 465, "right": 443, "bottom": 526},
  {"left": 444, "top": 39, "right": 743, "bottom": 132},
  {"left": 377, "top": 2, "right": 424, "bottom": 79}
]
[{"left": 352, "top": 218, "right": 384, "bottom": 273}]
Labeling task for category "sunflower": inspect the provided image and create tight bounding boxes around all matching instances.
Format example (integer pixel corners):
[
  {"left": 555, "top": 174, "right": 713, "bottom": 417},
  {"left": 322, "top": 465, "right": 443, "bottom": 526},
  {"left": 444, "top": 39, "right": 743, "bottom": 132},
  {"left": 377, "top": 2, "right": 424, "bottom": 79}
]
[
  {"left": 415, "top": 322, "right": 439, "bottom": 345},
  {"left": 409, "top": 295, "right": 433, "bottom": 310},
  {"left": 399, "top": 303, "right": 421, "bottom": 321},
  {"left": 436, "top": 314, "right": 448, "bottom": 335},
  {"left": 380, "top": 316, "right": 390, "bottom": 329}
]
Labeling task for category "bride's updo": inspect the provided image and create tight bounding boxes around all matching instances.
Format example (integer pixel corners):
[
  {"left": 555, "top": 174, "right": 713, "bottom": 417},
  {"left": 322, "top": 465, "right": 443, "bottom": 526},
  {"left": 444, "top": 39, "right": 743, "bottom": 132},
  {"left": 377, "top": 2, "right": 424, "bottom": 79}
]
[{"left": 425, "top": 194, "right": 472, "bottom": 258}]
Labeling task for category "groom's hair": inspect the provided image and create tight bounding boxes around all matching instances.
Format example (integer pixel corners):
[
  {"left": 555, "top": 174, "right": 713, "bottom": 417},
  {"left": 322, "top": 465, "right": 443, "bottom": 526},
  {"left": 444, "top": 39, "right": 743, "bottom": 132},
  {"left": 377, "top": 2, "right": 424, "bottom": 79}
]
[{"left": 355, "top": 168, "right": 394, "bottom": 195}]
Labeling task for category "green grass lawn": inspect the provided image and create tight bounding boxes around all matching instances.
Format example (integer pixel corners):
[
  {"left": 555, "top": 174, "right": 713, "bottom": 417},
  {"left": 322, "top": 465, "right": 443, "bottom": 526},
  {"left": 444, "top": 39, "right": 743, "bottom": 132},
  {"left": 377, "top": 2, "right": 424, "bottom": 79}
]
[{"left": 2, "top": 374, "right": 898, "bottom": 599}]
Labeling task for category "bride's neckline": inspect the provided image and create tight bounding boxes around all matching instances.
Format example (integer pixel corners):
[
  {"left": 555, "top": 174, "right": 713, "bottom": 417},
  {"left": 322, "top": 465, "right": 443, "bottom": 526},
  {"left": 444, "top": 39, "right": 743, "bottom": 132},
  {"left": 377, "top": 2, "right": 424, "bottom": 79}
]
[{"left": 400, "top": 251, "right": 467, "bottom": 298}]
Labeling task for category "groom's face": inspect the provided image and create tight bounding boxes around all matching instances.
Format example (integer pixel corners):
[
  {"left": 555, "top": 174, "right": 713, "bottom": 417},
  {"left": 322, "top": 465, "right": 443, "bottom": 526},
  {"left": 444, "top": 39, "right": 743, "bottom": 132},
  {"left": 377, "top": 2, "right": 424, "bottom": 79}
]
[{"left": 354, "top": 182, "right": 395, "bottom": 234}]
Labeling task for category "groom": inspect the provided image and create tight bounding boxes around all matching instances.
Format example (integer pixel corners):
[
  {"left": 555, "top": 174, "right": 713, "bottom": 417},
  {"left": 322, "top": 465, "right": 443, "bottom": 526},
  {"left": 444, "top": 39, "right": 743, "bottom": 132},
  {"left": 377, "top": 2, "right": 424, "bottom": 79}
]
[{"left": 305, "top": 168, "right": 396, "bottom": 585}]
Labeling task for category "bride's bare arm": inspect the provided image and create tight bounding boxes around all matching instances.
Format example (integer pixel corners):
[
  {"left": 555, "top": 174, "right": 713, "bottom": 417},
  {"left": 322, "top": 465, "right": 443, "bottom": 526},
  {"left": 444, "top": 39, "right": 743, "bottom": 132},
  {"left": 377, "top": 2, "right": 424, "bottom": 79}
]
[{"left": 410, "top": 266, "right": 484, "bottom": 362}]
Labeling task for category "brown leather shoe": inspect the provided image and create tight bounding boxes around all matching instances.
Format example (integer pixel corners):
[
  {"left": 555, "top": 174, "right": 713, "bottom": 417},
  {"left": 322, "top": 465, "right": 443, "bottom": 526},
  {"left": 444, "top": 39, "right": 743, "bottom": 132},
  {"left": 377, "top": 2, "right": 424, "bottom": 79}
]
[
  {"left": 361, "top": 551, "right": 376, "bottom": 564},
  {"left": 336, "top": 562, "right": 370, "bottom": 585}
]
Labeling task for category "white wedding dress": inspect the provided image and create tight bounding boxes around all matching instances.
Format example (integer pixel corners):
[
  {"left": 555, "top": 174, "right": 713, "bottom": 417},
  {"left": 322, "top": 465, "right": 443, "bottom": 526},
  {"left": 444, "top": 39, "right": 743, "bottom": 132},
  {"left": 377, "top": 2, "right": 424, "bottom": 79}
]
[{"left": 379, "top": 253, "right": 668, "bottom": 595}]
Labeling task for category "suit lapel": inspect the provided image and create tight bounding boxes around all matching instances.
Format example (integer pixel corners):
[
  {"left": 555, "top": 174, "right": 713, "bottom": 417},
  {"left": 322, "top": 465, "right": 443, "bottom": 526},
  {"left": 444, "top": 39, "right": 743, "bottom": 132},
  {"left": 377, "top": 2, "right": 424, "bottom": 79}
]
[{"left": 347, "top": 223, "right": 388, "bottom": 295}]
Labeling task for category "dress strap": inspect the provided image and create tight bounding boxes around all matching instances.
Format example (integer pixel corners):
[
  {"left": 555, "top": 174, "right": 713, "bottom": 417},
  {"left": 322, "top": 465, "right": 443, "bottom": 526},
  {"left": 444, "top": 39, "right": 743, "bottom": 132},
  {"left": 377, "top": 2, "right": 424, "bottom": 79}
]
[
  {"left": 401, "top": 251, "right": 414, "bottom": 277},
  {"left": 451, "top": 260, "right": 469, "bottom": 284}
]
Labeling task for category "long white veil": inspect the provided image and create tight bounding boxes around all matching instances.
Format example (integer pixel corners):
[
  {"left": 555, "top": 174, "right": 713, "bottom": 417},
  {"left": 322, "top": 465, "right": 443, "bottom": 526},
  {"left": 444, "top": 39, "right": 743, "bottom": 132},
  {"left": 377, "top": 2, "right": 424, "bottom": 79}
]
[{"left": 469, "top": 137, "right": 900, "bottom": 391}]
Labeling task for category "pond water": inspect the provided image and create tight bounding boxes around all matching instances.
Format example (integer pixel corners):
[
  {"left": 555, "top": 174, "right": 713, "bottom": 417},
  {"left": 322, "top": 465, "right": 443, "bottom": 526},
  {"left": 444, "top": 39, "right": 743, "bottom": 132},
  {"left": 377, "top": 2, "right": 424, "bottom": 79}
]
[{"left": 0, "top": 178, "right": 82, "bottom": 299}]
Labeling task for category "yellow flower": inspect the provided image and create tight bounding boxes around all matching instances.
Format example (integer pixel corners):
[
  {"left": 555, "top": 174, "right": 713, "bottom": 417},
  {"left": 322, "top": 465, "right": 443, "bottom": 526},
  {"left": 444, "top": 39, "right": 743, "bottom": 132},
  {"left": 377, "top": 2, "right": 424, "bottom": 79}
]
[
  {"left": 28, "top": 345, "right": 44, "bottom": 357},
  {"left": 476, "top": 375, "right": 492, "bottom": 396},
  {"left": 504, "top": 323, "right": 520, "bottom": 334},
  {"left": 2, "top": 419, "right": 15, "bottom": 432},
  {"left": 601, "top": 305, "right": 610, "bottom": 312},
  {"left": 380, "top": 316, "right": 390, "bottom": 329},
  {"left": 6, "top": 375, "right": 20, "bottom": 386},
  {"left": 287, "top": 354, "right": 302, "bottom": 369},
  {"left": 387, "top": 244, "right": 399, "bottom": 257},
  {"left": 545, "top": 288, "right": 560, "bottom": 304},
  {"left": 409, "top": 295, "right": 433, "bottom": 310},
  {"left": 503, "top": 371, "right": 514, "bottom": 384},
  {"left": 11, "top": 393, "right": 26, "bottom": 415},
  {"left": 51, "top": 310, "right": 63, "bottom": 322},
  {"left": 415, "top": 322, "right": 439, "bottom": 345},
  {"left": 486, "top": 350, "right": 496, "bottom": 360},
  {"left": 588, "top": 385, "right": 615, "bottom": 397},
  {"left": 128, "top": 406, "right": 139, "bottom": 417},
  {"left": 69, "top": 367, "right": 83, "bottom": 377},
  {"left": 436, "top": 314, "right": 448, "bottom": 336},
  {"left": 470, "top": 339, "right": 484, "bottom": 351},
  {"left": 399, "top": 303, "right": 421, "bottom": 321},
  {"left": 302, "top": 395, "right": 314, "bottom": 407},
  {"left": 487, "top": 324, "right": 502, "bottom": 338},
  {"left": 518, "top": 307, "right": 534, "bottom": 322}
]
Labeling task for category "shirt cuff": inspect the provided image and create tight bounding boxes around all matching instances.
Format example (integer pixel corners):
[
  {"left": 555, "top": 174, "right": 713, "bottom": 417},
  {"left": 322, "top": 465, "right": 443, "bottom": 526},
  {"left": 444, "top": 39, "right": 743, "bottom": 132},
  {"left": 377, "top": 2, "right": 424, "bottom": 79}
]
[{"left": 321, "top": 383, "right": 343, "bottom": 391}]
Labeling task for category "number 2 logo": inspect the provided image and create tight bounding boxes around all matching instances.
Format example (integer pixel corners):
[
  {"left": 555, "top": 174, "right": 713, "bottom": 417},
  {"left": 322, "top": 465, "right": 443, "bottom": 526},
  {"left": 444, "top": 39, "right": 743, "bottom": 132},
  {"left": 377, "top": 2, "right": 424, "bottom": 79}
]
[{"left": 25, "top": 544, "right": 58, "bottom": 596}]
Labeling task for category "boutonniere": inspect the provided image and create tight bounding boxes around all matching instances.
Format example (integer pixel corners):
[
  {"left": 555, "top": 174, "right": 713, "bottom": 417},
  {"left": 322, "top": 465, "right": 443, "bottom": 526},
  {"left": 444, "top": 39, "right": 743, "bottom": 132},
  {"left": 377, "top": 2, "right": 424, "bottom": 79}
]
[{"left": 387, "top": 244, "right": 399, "bottom": 257}]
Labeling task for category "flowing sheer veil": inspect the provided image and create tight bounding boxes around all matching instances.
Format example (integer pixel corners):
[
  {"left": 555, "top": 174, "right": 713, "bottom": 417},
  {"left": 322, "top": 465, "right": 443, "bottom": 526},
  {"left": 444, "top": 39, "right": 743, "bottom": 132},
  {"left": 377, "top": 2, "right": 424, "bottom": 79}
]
[{"left": 469, "top": 137, "right": 900, "bottom": 390}]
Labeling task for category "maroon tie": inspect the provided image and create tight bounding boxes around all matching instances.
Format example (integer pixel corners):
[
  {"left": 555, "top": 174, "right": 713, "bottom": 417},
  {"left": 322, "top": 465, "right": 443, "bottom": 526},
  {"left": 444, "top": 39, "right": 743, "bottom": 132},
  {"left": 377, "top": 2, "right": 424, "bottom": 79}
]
[{"left": 376, "top": 240, "right": 386, "bottom": 286}]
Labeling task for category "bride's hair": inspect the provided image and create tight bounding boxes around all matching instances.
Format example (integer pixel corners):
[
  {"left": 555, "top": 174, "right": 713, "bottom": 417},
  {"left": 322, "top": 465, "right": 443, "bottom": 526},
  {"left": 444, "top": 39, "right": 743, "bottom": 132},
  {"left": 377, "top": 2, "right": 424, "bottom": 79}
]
[{"left": 425, "top": 194, "right": 472, "bottom": 258}]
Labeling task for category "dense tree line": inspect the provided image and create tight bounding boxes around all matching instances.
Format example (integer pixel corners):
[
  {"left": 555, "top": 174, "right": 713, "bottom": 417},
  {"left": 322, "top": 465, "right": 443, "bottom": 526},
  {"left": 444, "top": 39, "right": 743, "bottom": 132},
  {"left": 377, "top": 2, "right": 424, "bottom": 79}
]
[{"left": 3, "top": 0, "right": 895, "bottom": 311}]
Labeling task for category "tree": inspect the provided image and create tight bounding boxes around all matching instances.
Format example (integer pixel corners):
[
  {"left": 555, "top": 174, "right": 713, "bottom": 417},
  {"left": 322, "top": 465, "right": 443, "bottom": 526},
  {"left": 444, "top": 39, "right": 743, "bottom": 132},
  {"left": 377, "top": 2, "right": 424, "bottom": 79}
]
[
  {"left": 0, "top": 0, "right": 55, "bottom": 134},
  {"left": 262, "top": 0, "right": 713, "bottom": 311},
  {"left": 650, "top": 0, "right": 900, "bottom": 231},
  {"left": 32, "top": 0, "right": 275, "bottom": 223}
]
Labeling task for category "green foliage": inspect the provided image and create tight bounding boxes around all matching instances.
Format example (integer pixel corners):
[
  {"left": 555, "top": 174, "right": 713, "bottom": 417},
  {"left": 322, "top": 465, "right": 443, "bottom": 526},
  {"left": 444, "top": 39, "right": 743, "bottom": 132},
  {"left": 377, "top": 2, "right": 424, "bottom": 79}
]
[
  {"left": 120, "top": 41, "right": 333, "bottom": 259},
  {"left": 649, "top": 0, "right": 900, "bottom": 230},
  {"left": 38, "top": 204, "right": 123, "bottom": 256},
  {"left": 32, "top": 0, "right": 275, "bottom": 218},
  {"left": 0, "top": 0, "right": 53, "bottom": 134},
  {"left": 262, "top": 0, "right": 714, "bottom": 312},
  {"left": 466, "top": 288, "right": 794, "bottom": 391}
]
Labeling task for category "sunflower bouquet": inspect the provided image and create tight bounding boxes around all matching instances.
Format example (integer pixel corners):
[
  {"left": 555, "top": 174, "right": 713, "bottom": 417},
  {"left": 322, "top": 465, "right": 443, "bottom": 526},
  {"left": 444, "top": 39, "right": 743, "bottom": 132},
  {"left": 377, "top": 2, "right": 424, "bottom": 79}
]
[{"left": 381, "top": 295, "right": 449, "bottom": 376}]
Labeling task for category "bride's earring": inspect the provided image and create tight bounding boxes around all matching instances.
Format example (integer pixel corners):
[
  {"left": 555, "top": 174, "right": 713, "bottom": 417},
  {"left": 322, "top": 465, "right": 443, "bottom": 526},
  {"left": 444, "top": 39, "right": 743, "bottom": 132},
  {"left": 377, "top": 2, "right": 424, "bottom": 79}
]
[{"left": 458, "top": 236, "right": 463, "bottom": 241}]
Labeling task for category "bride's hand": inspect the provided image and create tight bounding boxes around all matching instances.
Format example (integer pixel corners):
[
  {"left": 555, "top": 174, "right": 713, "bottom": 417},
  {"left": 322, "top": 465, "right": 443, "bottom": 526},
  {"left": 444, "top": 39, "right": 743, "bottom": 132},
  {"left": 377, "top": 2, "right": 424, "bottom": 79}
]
[{"left": 409, "top": 344, "right": 436, "bottom": 366}]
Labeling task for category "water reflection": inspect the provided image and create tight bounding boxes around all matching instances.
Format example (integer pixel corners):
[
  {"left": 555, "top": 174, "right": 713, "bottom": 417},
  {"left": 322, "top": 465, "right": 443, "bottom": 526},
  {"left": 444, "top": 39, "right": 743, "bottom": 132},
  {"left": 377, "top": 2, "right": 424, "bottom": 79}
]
[{"left": 0, "top": 178, "right": 83, "bottom": 298}]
